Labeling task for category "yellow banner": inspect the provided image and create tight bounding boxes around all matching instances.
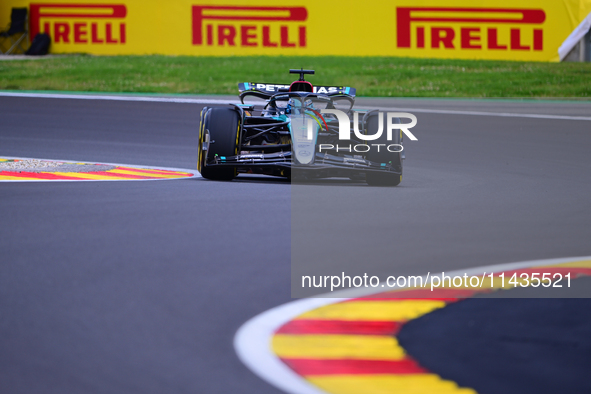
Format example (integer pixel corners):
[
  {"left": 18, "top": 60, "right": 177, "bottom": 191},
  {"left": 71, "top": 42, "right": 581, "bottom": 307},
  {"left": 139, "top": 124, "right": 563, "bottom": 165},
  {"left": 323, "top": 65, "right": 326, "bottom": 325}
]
[{"left": 1, "top": 0, "right": 590, "bottom": 61}]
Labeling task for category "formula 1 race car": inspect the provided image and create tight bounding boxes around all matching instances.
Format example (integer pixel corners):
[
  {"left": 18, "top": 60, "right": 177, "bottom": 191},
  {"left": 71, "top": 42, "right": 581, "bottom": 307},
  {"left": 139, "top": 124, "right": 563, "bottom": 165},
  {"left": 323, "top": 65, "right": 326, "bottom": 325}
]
[{"left": 197, "top": 69, "right": 404, "bottom": 186}]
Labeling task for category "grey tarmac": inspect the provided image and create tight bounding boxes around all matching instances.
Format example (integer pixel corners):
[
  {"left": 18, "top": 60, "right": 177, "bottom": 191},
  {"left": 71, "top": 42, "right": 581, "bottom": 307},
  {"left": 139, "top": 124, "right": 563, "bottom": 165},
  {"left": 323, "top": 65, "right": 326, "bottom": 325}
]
[{"left": 1, "top": 95, "right": 589, "bottom": 393}]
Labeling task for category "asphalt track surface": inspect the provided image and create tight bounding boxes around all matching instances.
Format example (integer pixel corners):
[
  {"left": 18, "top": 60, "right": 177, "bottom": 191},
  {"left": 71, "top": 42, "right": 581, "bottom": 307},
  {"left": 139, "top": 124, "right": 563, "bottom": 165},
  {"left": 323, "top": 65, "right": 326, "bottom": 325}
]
[
  {"left": 1, "top": 95, "right": 590, "bottom": 393},
  {"left": 398, "top": 296, "right": 591, "bottom": 394}
]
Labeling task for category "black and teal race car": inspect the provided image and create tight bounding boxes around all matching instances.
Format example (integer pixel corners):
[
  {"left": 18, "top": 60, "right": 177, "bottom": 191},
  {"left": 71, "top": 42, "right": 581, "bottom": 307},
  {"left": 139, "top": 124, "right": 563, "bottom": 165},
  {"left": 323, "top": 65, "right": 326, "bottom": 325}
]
[{"left": 197, "top": 69, "right": 404, "bottom": 186}]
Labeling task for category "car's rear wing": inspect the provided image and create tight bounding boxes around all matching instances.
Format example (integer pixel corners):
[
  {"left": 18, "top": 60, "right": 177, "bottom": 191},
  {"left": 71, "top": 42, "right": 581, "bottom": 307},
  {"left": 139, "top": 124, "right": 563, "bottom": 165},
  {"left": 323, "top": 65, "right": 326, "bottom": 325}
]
[{"left": 238, "top": 82, "right": 356, "bottom": 97}]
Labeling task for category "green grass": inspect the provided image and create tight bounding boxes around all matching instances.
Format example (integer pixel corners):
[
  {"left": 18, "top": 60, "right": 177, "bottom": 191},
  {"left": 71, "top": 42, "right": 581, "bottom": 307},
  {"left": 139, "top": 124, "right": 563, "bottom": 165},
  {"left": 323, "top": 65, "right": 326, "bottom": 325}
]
[{"left": 1, "top": 55, "right": 590, "bottom": 98}]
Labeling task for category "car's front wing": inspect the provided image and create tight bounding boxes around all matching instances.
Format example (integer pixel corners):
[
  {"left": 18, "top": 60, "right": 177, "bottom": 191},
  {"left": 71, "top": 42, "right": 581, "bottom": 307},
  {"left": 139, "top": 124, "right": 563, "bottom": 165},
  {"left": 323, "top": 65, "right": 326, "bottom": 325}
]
[{"left": 204, "top": 151, "right": 402, "bottom": 178}]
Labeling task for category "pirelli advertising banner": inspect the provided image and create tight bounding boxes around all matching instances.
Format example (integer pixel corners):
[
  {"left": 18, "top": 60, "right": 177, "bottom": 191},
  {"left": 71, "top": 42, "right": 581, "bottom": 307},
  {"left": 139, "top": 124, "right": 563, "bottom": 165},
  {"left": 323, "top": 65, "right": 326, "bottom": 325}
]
[{"left": 1, "top": 0, "right": 591, "bottom": 61}]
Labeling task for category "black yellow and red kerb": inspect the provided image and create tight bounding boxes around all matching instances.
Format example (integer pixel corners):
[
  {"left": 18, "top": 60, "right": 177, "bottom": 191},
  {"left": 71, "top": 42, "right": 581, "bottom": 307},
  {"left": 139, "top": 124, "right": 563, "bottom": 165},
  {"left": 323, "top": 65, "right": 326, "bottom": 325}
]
[
  {"left": 0, "top": 159, "right": 194, "bottom": 181},
  {"left": 272, "top": 260, "right": 591, "bottom": 394}
]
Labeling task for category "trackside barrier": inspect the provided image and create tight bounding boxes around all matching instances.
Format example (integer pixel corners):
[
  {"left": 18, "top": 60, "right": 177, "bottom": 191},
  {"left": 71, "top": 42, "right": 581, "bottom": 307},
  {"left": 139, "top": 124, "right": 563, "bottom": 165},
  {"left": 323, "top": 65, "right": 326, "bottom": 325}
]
[
  {"left": 559, "top": 10, "right": 591, "bottom": 60},
  {"left": 1, "top": 0, "right": 591, "bottom": 61}
]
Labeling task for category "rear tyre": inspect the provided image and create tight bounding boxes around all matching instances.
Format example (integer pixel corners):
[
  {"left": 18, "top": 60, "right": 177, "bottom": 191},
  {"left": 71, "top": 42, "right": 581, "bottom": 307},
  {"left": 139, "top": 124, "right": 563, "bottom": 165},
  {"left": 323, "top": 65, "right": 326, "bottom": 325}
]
[
  {"left": 198, "top": 107, "right": 240, "bottom": 181},
  {"left": 364, "top": 113, "right": 403, "bottom": 187}
]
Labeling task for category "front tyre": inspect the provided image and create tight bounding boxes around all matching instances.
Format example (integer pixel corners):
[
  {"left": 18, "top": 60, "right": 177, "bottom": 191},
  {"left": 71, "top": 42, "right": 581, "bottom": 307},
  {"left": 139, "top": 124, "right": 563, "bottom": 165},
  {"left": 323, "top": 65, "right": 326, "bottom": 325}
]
[
  {"left": 198, "top": 107, "right": 240, "bottom": 181},
  {"left": 364, "top": 112, "right": 403, "bottom": 187},
  {"left": 366, "top": 172, "right": 402, "bottom": 187}
]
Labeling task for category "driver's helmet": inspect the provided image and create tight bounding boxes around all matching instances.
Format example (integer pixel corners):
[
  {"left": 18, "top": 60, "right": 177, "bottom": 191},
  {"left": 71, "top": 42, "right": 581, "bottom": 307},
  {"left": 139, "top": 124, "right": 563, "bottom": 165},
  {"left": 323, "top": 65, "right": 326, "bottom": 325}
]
[{"left": 287, "top": 96, "right": 305, "bottom": 115}]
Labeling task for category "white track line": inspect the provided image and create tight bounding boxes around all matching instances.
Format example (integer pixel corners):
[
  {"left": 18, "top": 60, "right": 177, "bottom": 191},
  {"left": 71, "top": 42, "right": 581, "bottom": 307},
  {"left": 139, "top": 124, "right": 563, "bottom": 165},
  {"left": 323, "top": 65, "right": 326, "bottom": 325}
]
[
  {"left": 1, "top": 92, "right": 590, "bottom": 121},
  {"left": 234, "top": 255, "right": 591, "bottom": 394},
  {"left": 0, "top": 91, "right": 235, "bottom": 105},
  {"left": 357, "top": 106, "right": 591, "bottom": 121},
  {"left": 0, "top": 156, "right": 200, "bottom": 182}
]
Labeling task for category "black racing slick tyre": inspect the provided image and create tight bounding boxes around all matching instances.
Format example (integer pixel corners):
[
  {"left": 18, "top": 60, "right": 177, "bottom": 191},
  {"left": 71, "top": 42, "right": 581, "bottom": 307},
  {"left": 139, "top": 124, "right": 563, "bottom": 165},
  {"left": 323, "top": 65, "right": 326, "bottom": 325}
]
[
  {"left": 365, "top": 112, "right": 403, "bottom": 187},
  {"left": 198, "top": 107, "right": 240, "bottom": 181}
]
